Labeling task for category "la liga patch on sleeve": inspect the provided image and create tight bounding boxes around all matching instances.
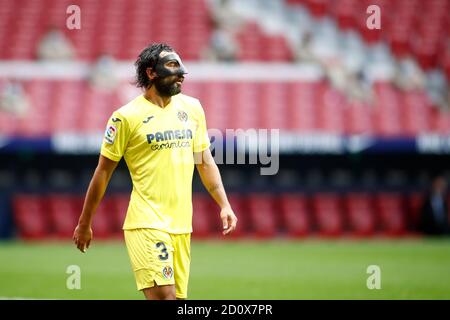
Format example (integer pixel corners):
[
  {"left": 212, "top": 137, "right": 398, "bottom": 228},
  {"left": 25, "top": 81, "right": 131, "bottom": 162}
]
[{"left": 104, "top": 125, "right": 117, "bottom": 144}]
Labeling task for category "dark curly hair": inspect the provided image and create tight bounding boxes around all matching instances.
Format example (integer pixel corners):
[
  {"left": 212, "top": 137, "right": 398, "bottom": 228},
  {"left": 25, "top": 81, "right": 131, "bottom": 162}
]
[{"left": 134, "top": 43, "right": 174, "bottom": 89}]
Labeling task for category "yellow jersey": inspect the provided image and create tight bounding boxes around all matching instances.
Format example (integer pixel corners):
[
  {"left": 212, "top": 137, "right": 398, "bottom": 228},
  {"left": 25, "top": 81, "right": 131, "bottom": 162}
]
[{"left": 100, "top": 94, "right": 210, "bottom": 234}]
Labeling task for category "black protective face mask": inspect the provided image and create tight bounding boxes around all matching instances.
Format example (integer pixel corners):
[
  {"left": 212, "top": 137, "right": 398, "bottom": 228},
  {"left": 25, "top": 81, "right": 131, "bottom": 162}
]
[
  {"left": 154, "top": 53, "right": 188, "bottom": 78},
  {"left": 152, "top": 52, "right": 188, "bottom": 96}
]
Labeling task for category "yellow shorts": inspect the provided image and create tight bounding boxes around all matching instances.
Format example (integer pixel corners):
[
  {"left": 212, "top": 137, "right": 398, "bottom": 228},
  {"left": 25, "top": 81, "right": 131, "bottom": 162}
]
[{"left": 124, "top": 228, "right": 191, "bottom": 299}]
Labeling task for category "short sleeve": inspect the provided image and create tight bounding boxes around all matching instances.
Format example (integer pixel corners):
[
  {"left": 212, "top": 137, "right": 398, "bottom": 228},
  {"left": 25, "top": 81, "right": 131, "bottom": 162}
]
[
  {"left": 193, "top": 102, "right": 211, "bottom": 153},
  {"left": 100, "top": 111, "right": 130, "bottom": 161}
]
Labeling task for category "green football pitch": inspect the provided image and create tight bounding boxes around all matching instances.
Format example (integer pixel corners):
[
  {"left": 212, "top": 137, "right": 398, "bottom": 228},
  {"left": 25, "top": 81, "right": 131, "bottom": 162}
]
[{"left": 0, "top": 238, "right": 449, "bottom": 300}]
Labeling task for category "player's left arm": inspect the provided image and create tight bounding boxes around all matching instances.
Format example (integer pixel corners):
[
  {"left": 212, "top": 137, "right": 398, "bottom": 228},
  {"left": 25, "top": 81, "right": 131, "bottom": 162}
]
[{"left": 195, "top": 148, "right": 237, "bottom": 235}]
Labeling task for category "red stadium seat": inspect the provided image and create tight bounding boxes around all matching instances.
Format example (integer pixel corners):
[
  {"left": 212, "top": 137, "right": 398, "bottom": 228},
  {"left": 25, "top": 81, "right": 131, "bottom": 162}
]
[
  {"left": 192, "top": 193, "right": 216, "bottom": 238},
  {"left": 260, "top": 36, "right": 293, "bottom": 61},
  {"left": 400, "top": 91, "right": 431, "bottom": 135},
  {"left": 91, "top": 197, "right": 115, "bottom": 239},
  {"left": 12, "top": 195, "right": 50, "bottom": 239},
  {"left": 332, "top": 0, "right": 359, "bottom": 31},
  {"left": 226, "top": 194, "right": 249, "bottom": 238},
  {"left": 405, "top": 192, "right": 424, "bottom": 232},
  {"left": 0, "top": 0, "right": 211, "bottom": 61},
  {"left": 374, "top": 193, "right": 407, "bottom": 236},
  {"left": 247, "top": 193, "right": 279, "bottom": 238},
  {"left": 202, "top": 82, "right": 230, "bottom": 131},
  {"left": 311, "top": 194, "right": 344, "bottom": 237},
  {"left": 47, "top": 194, "right": 81, "bottom": 239},
  {"left": 259, "top": 82, "right": 289, "bottom": 129},
  {"left": 286, "top": 82, "right": 318, "bottom": 131},
  {"left": 50, "top": 80, "right": 86, "bottom": 133},
  {"left": 345, "top": 101, "right": 374, "bottom": 135},
  {"left": 373, "top": 82, "right": 404, "bottom": 136},
  {"left": 0, "top": 111, "right": 19, "bottom": 136},
  {"left": 344, "top": 193, "right": 376, "bottom": 236},
  {"left": 432, "top": 110, "right": 450, "bottom": 135},
  {"left": 316, "top": 84, "right": 346, "bottom": 134},
  {"left": 305, "top": 0, "right": 328, "bottom": 18},
  {"left": 236, "top": 23, "right": 263, "bottom": 61},
  {"left": 109, "top": 194, "right": 130, "bottom": 238},
  {"left": 279, "top": 193, "right": 312, "bottom": 237},
  {"left": 229, "top": 82, "right": 260, "bottom": 129}
]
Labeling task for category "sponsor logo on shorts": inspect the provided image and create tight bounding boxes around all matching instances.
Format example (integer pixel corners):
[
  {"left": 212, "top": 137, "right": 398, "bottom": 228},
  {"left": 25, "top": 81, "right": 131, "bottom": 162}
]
[
  {"left": 162, "top": 266, "right": 173, "bottom": 279},
  {"left": 104, "top": 125, "right": 117, "bottom": 144}
]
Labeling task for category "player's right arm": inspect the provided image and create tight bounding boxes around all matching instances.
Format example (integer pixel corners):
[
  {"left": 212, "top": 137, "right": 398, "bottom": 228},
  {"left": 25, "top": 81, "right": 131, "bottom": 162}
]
[
  {"left": 73, "top": 155, "right": 118, "bottom": 253},
  {"left": 73, "top": 110, "right": 130, "bottom": 252}
]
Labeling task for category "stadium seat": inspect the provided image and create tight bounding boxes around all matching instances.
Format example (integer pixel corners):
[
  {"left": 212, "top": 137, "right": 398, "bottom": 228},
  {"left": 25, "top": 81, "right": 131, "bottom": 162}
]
[
  {"left": 400, "top": 91, "right": 431, "bottom": 135},
  {"left": 47, "top": 194, "right": 81, "bottom": 239},
  {"left": 12, "top": 194, "right": 50, "bottom": 239},
  {"left": 1, "top": 74, "right": 448, "bottom": 136},
  {"left": 305, "top": 0, "right": 328, "bottom": 18},
  {"left": 374, "top": 193, "right": 407, "bottom": 236},
  {"left": 316, "top": 84, "right": 346, "bottom": 133},
  {"left": 432, "top": 109, "right": 450, "bottom": 135},
  {"left": 226, "top": 194, "right": 249, "bottom": 238},
  {"left": 0, "top": 0, "right": 210, "bottom": 61},
  {"left": 229, "top": 82, "right": 260, "bottom": 129},
  {"left": 311, "top": 193, "right": 344, "bottom": 237},
  {"left": 91, "top": 197, "right": 115, "bottom": 239},
  {"left": 236, "top": 23, "right": 264, "bottom": 61},
  {"left": 345, "top": 101, "right": 374, "bottom": 135},
  {"left": 279, "top": 193, "right": 312, "bottom": 237},
  {"left": 344, "top": 193, "right": 376, "bottom": 236},
  {"left": 0, "top": 110, "right": 19, "bottom": 136},
  {"left": 192, "top": 193, "right": 216, "bottom": 238},
  {"left": 373, "top": 82, "right": 404, "bottom": 136},
  {"left": 247, "top": 193, "right": 279, "bottom": 238},
  {"left": 405, "top": 192, "right": 425, "bottom": 232},
  {"left": 202, "top": 82, "right": 230, "bottom": 131},
  {"left": 286, "top": 82, "right": 318, "bottom": 131},
  {"left": 109, "top": 194, "right": 130, "bottom": 238},
  {"left": 259, "top": 82, "right": 289, "bottom": 129}
]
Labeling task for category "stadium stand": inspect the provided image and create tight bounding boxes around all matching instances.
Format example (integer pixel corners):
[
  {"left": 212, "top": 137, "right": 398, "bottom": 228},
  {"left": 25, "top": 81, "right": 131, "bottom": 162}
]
[
  {"left": 279, "top": 193, "right": 312, "bottom": 237},
  {"left": 247, "top": 193, "right": 279, "bottom": 238},
  {"left": 192, "top": 193, "right": 216, "bottom": 238},
  {"left": 311, "top": 193, "right": 345, "bottom": 237},
  {"left": 12, "top": 195, "right": 49, "bottom": 239},
  {"left": 47, "top": 194, "right": 81, "bottom": 239},
  {"left": 12, "top": 192, "right": 434, "bottom": 239},
  {"left": 374, "top": 193, "right": 407, "bottom": 236},
  {"left": 0, "top": 79, "right": 448, "bottom": 134},
  {"left": 344, "top": 193, "right": 376, "bottom": 236}
]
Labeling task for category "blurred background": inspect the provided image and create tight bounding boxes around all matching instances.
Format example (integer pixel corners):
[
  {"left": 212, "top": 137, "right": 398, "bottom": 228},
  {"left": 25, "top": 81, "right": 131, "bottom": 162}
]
[{"left": 0, "top": 0, "right": 450, "bottom": 299}]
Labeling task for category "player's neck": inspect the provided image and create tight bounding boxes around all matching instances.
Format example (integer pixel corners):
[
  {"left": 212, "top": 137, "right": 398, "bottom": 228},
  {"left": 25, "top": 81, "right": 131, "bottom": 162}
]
[{"left": 143, "top": 87, "right": 171, "bottom": 108}]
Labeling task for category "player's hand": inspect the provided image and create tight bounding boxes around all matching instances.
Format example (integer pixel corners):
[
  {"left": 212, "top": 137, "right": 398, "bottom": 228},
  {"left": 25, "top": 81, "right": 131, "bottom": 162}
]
[
  {"left": 220, "top": 206, "right": 237, "bottom": 235},
  {"left": 73, "top": 224, "right": 93, "bottom": 253}
]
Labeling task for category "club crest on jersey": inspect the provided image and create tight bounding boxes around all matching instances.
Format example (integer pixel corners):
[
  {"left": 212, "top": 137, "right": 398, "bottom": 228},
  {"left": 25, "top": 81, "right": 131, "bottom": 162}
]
[
  {"left": 177, "top": 110, "right": 188, "bottom": 122},
  {"left": 104, "top": 125, "right": 117, "bottom": 144},
  {"left": 162, "top": 266, "right": 173, "bottom": 279}
]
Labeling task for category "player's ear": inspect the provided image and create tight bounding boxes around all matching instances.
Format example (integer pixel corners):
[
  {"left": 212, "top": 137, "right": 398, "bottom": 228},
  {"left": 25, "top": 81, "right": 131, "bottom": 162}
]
[{"left": 146, "top": 67, "right": 157, "bottom": 80}]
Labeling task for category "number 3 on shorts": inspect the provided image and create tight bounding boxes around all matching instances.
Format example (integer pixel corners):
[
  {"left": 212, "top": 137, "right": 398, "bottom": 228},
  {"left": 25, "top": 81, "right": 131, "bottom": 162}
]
[{"left": 156, "top": 242, "right": 169, "bottom": 261}]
